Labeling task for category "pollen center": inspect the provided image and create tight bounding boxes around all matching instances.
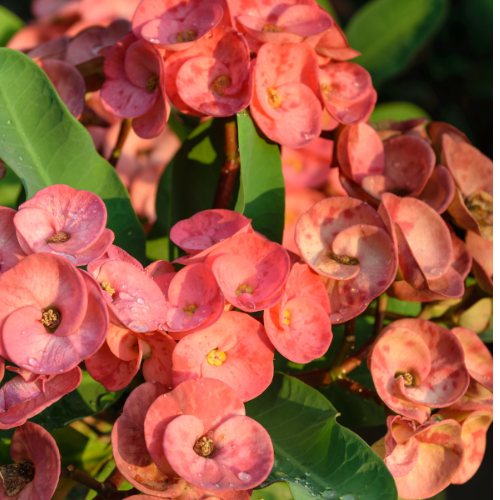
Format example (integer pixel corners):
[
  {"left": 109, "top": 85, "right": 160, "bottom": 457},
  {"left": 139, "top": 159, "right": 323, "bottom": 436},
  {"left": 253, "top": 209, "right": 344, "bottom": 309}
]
[
  {"left": 207, "top": 348, "right": 227, "bottom": 366},
  {"left": 211, "top": 74, "right": 232, "bottom": 96},
  {"left": 236, "top": 284, "right": 254, "bottom": 296},
  {"left": 101, "top": 282, "right": 115, "bottom": 296},
  {"left": 183, "top": 304, "right": 198, "bottom": 317},
  {"left": 396, "top": 371, "right": 415, "bottom": 388},
  {"left": 0, "top": 462, "right": 35, "bottom": 497},
  {"left": 331, "top": 252, "right": 359, "bottom": 266},
  {"left": 47, "top": 231, "right": 71, "bottom": 243},
  {"left": 41, "top": 308, "right": 60, "bottom": 330},
  {"left": 321, "top": 83, "right": 334, "bottom": 99},
  {"left": 176, "top": 29, "right": 197, "bottom": 43},
  {"left": 193, "top": 436, "right": 215, "bottom": 457},
  {"left": 283, "top": 310, "right": 291, "bottom": 325},
  {"left": 146, "top": 75, "right": 160, "bottom": 93},
  {"left": 262, "top": 23, "right": 283, "bottom": 32},
  {"left": 267, "top": 88, "right": 282, "bottom": 108}
]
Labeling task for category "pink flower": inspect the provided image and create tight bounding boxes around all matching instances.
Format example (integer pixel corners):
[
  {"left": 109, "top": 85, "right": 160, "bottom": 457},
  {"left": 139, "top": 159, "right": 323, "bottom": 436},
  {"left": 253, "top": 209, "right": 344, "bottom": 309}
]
[
  {"left": 205, "top": 233, "right": 290, "bottom": 312},
  {"left": 372, "top": 415, "right": 463, "bottom": 500},
  {"left": 379, "top": 193, "right": 465, "bottom": 301},
  {"left": 227, "top": 0, "right": 333, "bottom": 52},
  {"left": 250, "top": 42, "right": 323, "bottom": 148},
  {"left": 0, "top": 208, "right": 26, "bottom": 276},
  {"left": 0, "top": 254, "right": 108, "bottom": 375},
  {"left": 133, "top": 0, "right": 229, "bottom": 51},
  {"left": 170, "top": 209, "right": 252, "bottom": 257},
  {"left": 14, "top": 184, "right": 114, "bottom": 266},
  {"left": 319, "top": 62, "right": 376, "bottom": 125},
  {"left": 86, "top": 324, "right": 176, "bottom": 391},
  {"left": 264, "top": 263, "right": 331, "bottom": 363},
  {"left": 466, "top": 231, "right": 493, "bottom": 295},
  {"left": 144, "top": 378, "right": 273, "bottom": 491},
  {"left": 164, "top": 26, "right": 253, "bottom": 117},
  {"left": 369, "top": 319, "right": 469, "bottom": 423},
  {"left": 154, "top": 263, "right": 224, "bottom": 338},
  {"left": 295, "top": 197, "right": 397, "bottom": 322},
  {"left": 281, "top": 137, "right": 333, "bottom": 189},
  {"left": 100, "top": 33, "right": 170, "bottom": 139},
  {"left": 313, "top": 21, "right": 361, "bottom": 62},
  {"left": 0, "top": 368, "right": 81, "bottom": 430},
  {"left": 172, "top": 311, "right": 274, "bottom": 401},
  {"left": 0, "top": 422, "right": 60, "bottom": 499}
]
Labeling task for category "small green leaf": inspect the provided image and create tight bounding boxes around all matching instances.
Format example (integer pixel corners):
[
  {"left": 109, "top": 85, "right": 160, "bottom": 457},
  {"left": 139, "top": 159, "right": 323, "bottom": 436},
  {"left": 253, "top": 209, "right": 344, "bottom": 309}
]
[
  {"left": 235, "top": 111, "right": 285, "bottom": 243},
  {"left": 370, "top": 102, "right": 431, "bottom": 123},
  {"left": 30, "top": 370, "right": 123, "bottom": 431},
  {"left": 0, "top": 7, "right": 23, "bottom": 48},
  {"left": 0, "top": 48, "right": 146, "bottom": 262},
  {"left": 345, "top": 0, "right": 449, "bottom": 85},
  {"left": 246, "top": 374, "right": 397, "bottom": 500}
]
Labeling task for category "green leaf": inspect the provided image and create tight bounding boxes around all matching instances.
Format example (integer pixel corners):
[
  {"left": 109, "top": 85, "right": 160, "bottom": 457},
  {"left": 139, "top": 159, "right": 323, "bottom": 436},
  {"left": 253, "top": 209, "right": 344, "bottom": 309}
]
[
  {"left": 0, "top": 48, "right": 146, "bottom": 262},
  {"left": 0, "top": 7, "right": 23, "bottom": 48},
  {"left": 251, "top": 482, "right": 293, "bottom": 500},
  {"left": 345, "top": 0, "right": 449, "bottom": 85},
  {"left": 370, "top": 102, "right": 430, "bottom": 123},
  {"left": 315, "top": 0, "right": 340, "bottom": 23},
  {"left": 387, "top": 297, "right": 421, "bottom": 317},
  {"left": 0, "top": 164, "right": 22, "bottom": 208},
  {"left": 30, "top": 370, "right": 123, "bottom": 431},
  {"left": 235, "top": 111, "right": 285, "bottom": 243},
  {"left": 246, "top": 374, "right": 397, "bottom": 500}
]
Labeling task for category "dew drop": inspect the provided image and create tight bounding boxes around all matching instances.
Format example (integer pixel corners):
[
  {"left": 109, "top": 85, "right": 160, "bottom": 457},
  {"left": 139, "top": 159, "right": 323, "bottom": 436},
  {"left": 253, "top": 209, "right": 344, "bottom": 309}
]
[
  {"left": 7, "top": 120, "right": 11, "bottom": 125},
  {"left": 273, "top": 458, "right": 280, "bottom": 467},
  {"left": 322, "top": 490, "right": 336, "bottom": 499},
  {"left": 137, "top": 297, "right": 145, "bottom": 304},
  {"left": 128, "top": 466, "right": 132, "bottom": 471},
  {"left": 339, "top": 307, "right": 347, "bottom": 316},
  {"left": 129, "top": 321, "right": 150, "bottom": 333},
  {"left": 176, "top": 410, "right": 183, "bottom": 415},
  {"left": 18, "top": 156, "right": 23, "bottom": 161},
  {"left": 238, "top": 472, "right": 251, "bottom": 481},
  {"left": 119, "top": 291, "right": 134, "bottom": 300},
  {"left": 305, "top": 472, "right": 311, "bottom": 476},
  {"left": 330, "top": 313, "right": 340, "bottom": 322},
  {"left": 385, "top": 258, "right": 392, "bottom": 265},
  {"left": 28, "top": 358, "right": 38, "bottom": 366}
]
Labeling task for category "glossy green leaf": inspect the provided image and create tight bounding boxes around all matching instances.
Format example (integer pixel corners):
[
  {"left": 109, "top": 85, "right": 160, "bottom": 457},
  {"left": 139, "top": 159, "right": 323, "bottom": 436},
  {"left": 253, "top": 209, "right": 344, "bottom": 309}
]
[
  {"left": 0, "top": 165, "right": 22, "bottom": 208},
  {"left": 345, "top": 0, "right": 449, "bottom": 85},
  {"left": 235, "top": 111, "right": 285, "bottom": 243},
  {"left": 370, "top": 102, "right": 431, "bottom": 123},
  {"left": 30, "top": 370, "right": 123, "bottom": 431},
  {"left": 0, "top": 48, "right": 146, "bottom": 262},
  {"left": 246, "top": 374, "right": 397, "bottom": 500},
  {"left": 0, "top": 7, "right": 23, "bottom": 47}
]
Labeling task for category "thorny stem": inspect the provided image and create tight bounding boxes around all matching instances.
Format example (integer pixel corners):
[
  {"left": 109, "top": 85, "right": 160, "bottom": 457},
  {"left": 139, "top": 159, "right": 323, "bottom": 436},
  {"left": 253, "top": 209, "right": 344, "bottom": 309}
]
[
  {"left": 60, "top": 466, "right": 139, "bottom": 499},
  {"left": 212, "top": 119, "right": 240, "bottom": 209},
  {"left": 330, "top": 318, "right": 357, "bottom": 374},
  {"left": 334, "top": 375, "right": 389, "bottom": 412},
  {"left": 108, "top": 118, "right": 133, "bottom": 168},
  {"left": 373, "top": 294, "right": 388, "bottom": 337}
]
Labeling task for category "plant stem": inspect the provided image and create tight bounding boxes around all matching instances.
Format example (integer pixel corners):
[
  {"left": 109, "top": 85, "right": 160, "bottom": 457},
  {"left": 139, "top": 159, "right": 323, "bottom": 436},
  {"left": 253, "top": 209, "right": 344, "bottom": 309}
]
[
  {"left": 330, "top": 318, "right": 357, "bottom": 375},
  {"left": 60, "top": 466, "right": 139, "bottom": 499},
  {"left": 212, "top": 118, "right": 240, "bottom": 209},
  {"left": 109, "top": 118, "right": 132, "bottom": 168},
  {"left": 334, "top": 375, "right": 387, "bottom": 411},
  {"left": 373, "top": 294, "right": 388, "bottom": 337}
]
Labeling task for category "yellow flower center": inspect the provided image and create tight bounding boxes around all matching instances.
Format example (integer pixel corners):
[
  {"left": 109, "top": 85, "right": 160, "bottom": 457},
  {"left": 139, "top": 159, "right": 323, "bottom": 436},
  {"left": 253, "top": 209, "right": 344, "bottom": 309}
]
[
  {"left": 47, "top": 231, "right": 71, "bottom": 243},
  {"left": 183, "top": 304, "right": 198, "bottom": 317},
  {"left": 146, "top": 75, "right": 159, "bottom": 93},
  {"left": 321, "top": 83, "right": 334, "bottom": 100},
  {"left": 101, "top": 282, "right": 115, "bottom": 296},
  {"left": 176, "top": 30, "right": 197, "bottom": 43},
  {"left": 206, "top": 348, "right": 227, "bottom": 366},
  {"left": 211, "top": 74, "right": 232, "bottom": 96},
  {"left": 267, "top": 88, "right": 282, "bottom": 108},
  {"left": 193, "top": 436, "right": 215, "bottom": 457},
  {"left": 236, "top": 284, "right": 254, "bottom": 296},
  {"left": 262, "top": 23, "right": 284, "bottom": 32},
  {"left": 41, "top": 308, "right": 60, "bottom": 329},
  {"left": 283, "top": 310, "right": 291, "bottom": 325}
]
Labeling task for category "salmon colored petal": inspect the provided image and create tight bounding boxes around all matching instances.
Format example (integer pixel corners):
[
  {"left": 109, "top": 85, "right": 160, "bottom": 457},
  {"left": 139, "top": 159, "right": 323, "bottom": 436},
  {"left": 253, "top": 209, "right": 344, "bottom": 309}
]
[
  {"left": 85, "top": 340, "right": 141, "bottom": 391},
  {"left": 144, "top": 378, "right": 245, "bottom": 476},
  {"left": 360, "top": 174, "right": 400, "bottom": 200},
  {"left": 0, "top": 207, "right": 26, "bottom": 275},
  {"left": 132, "top": 91, "right": 170, "bottom": 139},
  {"left": 5, "top": 422, "right": 60, "bottom": 500},
  {"left": 417, "top": 165, "right": 455, "bottom": 214},
  {"left": 337, "top": 123, "right": 385, "bottom": 183},
  {"left": 446, "top": 186, "right": 482, "bottom": 235},
  {"left": 0, "top": 368, "right": 81, "bottom": 429},
  {"left": 107, "top": 324, "right": 141, "bottom": 360},
  {"left": 172, "top": 311, "right": 274, "bottom": 401},
  {"left": 314, "top": 22, "right": 361, "bottom": 61},
  {"left": 448, "top": 378, "right": 492, "bottom": 412},
  {"left": 140, "top": 330, "right": 176, "bottom": 387},
  {"left": 427, "top": 121, "right": 470, "bottom": 159},
  {"left": 466, "top": 231, "right": 493, "bottom": 294},
  {"left": 164, "top": 414, "right": 273, "bottom": 491}
]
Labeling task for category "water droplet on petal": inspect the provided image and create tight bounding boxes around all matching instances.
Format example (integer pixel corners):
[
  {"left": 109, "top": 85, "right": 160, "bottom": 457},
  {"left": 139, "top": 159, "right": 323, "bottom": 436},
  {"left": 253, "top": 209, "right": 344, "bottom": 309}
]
[
  {"left": 28, "top": 358, "right": 38, "bottom": 366},
  {"left": 137, "top": 297, "right": 145, "bottom": 304},
  {"left": 330, "top": 313, "right": 340, "bottom": 322},
  {"left": 128, "top": 321, "right": 150, "bottom": 333},
  {"left": 238, "top": 472, "right": 251, "bottom": 481},
  {"left": 176, "top": 410, "right": 183, "bottom": 415}
]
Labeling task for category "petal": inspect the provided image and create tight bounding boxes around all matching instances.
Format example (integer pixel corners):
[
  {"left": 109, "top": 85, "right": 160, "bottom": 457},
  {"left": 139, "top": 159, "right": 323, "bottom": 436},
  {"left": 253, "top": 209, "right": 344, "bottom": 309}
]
[
  {"left": 0, "top": 208, "right": 26, "bottom": 275},
  {"left": 101, "top": 78, "right": 157, "bottom": 118},
  {"left": 417, "top": 165, "right": 455, "bottom": 214},
  {"left": 141, "top": 330, "right": 176, "bottom": 387},
  {"left": 132, "top": 91, "right": 170, "bottom": 139}
]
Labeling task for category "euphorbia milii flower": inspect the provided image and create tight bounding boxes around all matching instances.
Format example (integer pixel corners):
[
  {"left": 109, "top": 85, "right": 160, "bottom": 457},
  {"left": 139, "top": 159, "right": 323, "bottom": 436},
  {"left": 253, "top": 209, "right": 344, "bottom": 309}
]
[
  {"left": 144, "top": 378, "right": 273, "bottom": 491},
  {"left": 14, "top": 184, "right": 114, "bottom": 266},
  {"left": 100, "top": 33, "right": 170, "bottom": 139},
  {"left": 264, "top": 263, "right": 331, "bottom": 363},
  {"left": 0, "top": 367, "right": 81, "bottom": 430},
  {"left": 91, "top": 259, "right": 169, "bottom": 333},
  {"left": 164, "top": 26, "right": 253, "bottom": 117},
  {"left": 379, "top": 193, "right": 465, "bottom": 301},
  {"left": 295, "top": 197, "right": 397, "bottom": 322},
  {"left": 227, "top": 0, "right": 332, "bottom": 53},
  {"left": 319, "top": 62, "right": 376, "bottom": 125},
  {"left": 0, "top": 422, "right": 60, "bottom": 500},
  {"left": 133, "top": 0, "right": 229, "bottom": 51},
  {"left": 439, "top": 408, "right": 493, "bottom": 485},
  {"left": 170, "top": 209, "right": 252, "bottom": 257},
  {"left": 446, "top": 327, "right": 492, "bottom": 412},
  {"left": 281, "top": 137, "right": 333, "bottom": 189},
  {"left": 466, "top": 231, "right": 493, "bottom": 295},
  {"left": 172, "top": 311, "right": 274, "bottom": 401},
  {"left": 372, "top": 415, "right": 463, "bottom": 500},
  {"left": 0, "top": 208, "right": 26, "bottom": 275},
  {"left": 205, "top": 233, "right": 290, "bottom": 312},
  {"left": 312, "top": 21, "right": 361, "bottom": 61},
  {"left": 112, "top": 381, "right": 188, "bottom": 497},
  {"left": 250, "top": 42, "right": 323, "bottom": 148},
  {"left": 86, "top": 324, "right": 176, "bottom": 391},
  {"left": 0, "top": 254, "right": 108, "bottom": 375},
  {"left": 154, "top": 264, "right": 224, "bottom": 338},
  {"left": 369, "top": 318, "right": 469, "bottom": 423}
]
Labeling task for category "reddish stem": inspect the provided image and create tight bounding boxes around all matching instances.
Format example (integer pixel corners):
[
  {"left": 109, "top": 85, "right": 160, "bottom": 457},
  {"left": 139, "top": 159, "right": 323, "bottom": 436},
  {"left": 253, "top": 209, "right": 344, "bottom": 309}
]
[
  {"left": 212, "top": 119, "right": 240, "bottom": 209},
  {"left": 108, "top": 118, "right": 132, "bottom": 168}
]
